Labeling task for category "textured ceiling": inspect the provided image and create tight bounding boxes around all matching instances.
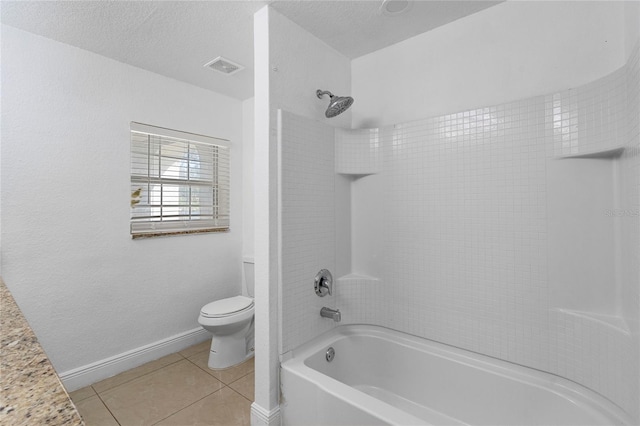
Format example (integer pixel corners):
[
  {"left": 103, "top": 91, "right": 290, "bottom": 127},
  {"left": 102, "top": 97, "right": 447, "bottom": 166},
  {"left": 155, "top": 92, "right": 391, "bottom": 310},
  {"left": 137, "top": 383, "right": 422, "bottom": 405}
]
[
  {"left": 1, "top": 1, "right": 502, "bottom": 101},
  {"left": 1, "top": 1, "right": 267, "bottom": 100},
  {"left": 270, "top": 1, "right": 503, "bottom": 59}
]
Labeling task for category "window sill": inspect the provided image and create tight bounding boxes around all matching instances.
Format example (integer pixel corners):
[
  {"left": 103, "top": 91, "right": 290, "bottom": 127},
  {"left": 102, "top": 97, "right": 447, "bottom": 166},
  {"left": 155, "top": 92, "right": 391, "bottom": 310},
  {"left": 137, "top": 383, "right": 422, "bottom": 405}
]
[{"left": 131, "top": 228, "right": 229, "bottom": 239}]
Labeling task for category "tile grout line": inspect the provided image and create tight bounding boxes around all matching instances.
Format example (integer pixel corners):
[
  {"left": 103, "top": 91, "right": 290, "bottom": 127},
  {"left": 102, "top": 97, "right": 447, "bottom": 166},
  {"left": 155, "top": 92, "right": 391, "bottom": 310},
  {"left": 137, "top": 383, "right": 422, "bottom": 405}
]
[
  {"left": 226, "top": 384, "right": 254, "bottom": 404},
  {"left": 181, "top": 354, "right": 254, "bottom": 400},
  {"left": 82, "top": 345, "right": 253, "bottom": 425},
  {"left": 69, "top": 389, "right": 97, "bottom": 404},
  {"left": 72, "top": 345, "right": 209, "bottom": 424},
  {"left": 149, "top": 385, "right": 230, "bottom": 426},
  {"left": 86, "top": 347, "right": 206, "bottom": 396},
  {"left": 226, "top": 370, "right": 254, "bottom": 387},
  {"left": 183, "top": 352, "right": 254, "bottom": 386},
  {"left": 93, "top": 389, "right": 123, "bottom": 426},
  {"left": 93, "top": 356, "right": 186, "bottom": 395},
  {"left": 102, "top": 349, "right": 226, "bottom": 425},
  {"left": 184, "top": 352, "right": 218, "bottom": 377}
]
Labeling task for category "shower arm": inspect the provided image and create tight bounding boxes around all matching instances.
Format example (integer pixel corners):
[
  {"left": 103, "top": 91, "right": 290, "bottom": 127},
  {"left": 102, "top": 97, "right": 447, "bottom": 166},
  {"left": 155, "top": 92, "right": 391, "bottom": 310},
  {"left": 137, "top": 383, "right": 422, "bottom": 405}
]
[{"left": 316, "top": 90, "right": 334, "bottom": 99}]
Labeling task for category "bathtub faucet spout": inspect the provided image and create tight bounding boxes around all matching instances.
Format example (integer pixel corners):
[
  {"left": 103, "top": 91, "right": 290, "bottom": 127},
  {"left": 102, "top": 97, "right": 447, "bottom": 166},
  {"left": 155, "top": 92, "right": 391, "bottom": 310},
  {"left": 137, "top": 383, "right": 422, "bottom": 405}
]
[{"left": 320, "top": 307, "right": 341, "bottom": 322}]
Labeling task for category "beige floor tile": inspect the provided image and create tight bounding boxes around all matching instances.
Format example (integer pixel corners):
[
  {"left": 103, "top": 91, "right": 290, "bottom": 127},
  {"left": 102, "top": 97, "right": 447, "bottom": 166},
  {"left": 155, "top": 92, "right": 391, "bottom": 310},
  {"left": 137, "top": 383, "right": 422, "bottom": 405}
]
[
  {"left": 69, "top": 385, "right": 97, "bottom": 403},
  {"left": 100, "top": 359, "right": 223, "bottom": 426},
  {"left": 228, "top": 372, "right": 254, "bottom": 402},
  {"left": 155, "top": 387, "right": 251, "bottom": 426},
  {"left": 179, "top": 339, "right": 211, "bottom": 358},
  {"left": 188, "top": 352, "right": 254, "bottom": 385},
  {"left": 75, "top": 395, "right": 119, "bottom": 426},
  {"left": 93, "top": 352, "right": 183, "bottom": 393}
]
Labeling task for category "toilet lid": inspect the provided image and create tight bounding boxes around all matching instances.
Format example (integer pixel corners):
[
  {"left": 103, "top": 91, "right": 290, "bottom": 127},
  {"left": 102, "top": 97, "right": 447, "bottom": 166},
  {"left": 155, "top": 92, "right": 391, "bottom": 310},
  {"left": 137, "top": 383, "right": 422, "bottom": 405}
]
[{"left": 201, "top": 296, "right": 254, "bottom": 318}]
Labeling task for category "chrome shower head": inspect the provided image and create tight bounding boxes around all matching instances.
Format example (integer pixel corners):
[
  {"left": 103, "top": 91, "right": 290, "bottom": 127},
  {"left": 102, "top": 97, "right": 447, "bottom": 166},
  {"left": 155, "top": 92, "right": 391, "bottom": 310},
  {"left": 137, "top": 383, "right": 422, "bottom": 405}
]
[{"left": 316, "top": 89, "right": 354, "bottom": 118}]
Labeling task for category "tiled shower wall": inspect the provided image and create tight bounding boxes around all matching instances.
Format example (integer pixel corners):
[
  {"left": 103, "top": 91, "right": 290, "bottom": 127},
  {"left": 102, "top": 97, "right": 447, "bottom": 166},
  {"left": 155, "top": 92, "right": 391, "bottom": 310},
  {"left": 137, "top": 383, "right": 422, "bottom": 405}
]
[
  {"left": 279, "top": 46, "right": 639, "bottom": 420},
  {"left": 377, "top": 96, "right": 550, "bottom": 365},
  {"left": 335, "top": 128, "right": 380, "bottom": 175},
  {"left": 279, "top": 111, "right": 337, "bottom": 354},
  {"left": 624, "top": 41, "right": 640, "bottom": 341},
  {"left": 544, "top": 42, "right": 639, "bottom": 418},
  {"left": 337, "top": 43, "right": 640, "bottom": 420},
  {"left": 619, "top": 39, "right": 639, "bottom": 419}
]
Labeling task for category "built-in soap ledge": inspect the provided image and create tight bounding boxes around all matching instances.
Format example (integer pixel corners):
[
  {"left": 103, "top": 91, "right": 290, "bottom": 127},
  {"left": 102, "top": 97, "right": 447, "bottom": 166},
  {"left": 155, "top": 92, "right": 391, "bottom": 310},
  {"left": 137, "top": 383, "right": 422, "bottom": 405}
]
[
  {"left": 336, "top": 273, "right": 380, "bottom": 284},
  {"left": 336, "top": 171, "right": 378, "bottom": 178},
  {"left": 554, "top": 308, "right": 631, "bottom": 335},
  {"left": 555, "top": 146, "right": 625, "bottom": 159}
]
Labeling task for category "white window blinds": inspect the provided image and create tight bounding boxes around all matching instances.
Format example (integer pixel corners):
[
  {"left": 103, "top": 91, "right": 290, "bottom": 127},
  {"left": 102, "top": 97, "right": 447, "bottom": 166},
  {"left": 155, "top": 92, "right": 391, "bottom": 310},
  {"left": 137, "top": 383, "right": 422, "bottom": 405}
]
[{"left": 130, "top": 122, "right": 230, "bottom": 238}]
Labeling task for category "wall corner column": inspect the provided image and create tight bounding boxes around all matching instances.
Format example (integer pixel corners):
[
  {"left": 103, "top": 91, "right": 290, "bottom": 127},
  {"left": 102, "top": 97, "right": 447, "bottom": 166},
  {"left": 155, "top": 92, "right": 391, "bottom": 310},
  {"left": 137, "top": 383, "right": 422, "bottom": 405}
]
[{"left": 251, "top": 5, "right": 281, "bottom": 426}]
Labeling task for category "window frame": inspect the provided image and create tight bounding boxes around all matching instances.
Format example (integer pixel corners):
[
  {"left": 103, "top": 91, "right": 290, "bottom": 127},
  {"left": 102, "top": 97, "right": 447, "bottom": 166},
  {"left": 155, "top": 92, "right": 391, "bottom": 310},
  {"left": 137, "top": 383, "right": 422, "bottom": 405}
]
[{"left": 129, "top": 122, "right": 230, "bottom": 239}]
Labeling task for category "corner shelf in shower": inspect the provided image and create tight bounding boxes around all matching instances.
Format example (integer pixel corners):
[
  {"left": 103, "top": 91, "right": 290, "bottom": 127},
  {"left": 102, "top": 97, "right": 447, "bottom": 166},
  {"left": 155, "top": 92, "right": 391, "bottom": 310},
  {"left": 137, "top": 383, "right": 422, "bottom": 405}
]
[
  {"left": 336, "top": 273, "right": 381, "bottom": 284},
  {"left": 336, "top": 171, "right": 379, "bottom": 178},
  {"left": 554, "top": 308, "right": 631, "bottom": 335},
  {"left": 555, "top": 146, "right": 625, "bottom": 159}
]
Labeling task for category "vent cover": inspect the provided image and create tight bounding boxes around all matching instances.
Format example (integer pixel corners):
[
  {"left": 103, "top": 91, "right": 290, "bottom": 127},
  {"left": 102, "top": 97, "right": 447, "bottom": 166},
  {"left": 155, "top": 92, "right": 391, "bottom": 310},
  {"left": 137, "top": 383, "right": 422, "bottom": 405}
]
[{"left": 204, "top": 56, "right": 244, "bottom": 76}]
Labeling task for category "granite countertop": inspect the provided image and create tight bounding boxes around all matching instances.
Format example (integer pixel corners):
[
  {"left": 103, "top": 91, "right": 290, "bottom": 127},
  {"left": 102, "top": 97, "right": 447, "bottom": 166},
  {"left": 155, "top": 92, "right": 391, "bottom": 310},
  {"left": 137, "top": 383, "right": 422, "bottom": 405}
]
[{"left": 0, "top": 278, "right": 84, "bottom": 425}]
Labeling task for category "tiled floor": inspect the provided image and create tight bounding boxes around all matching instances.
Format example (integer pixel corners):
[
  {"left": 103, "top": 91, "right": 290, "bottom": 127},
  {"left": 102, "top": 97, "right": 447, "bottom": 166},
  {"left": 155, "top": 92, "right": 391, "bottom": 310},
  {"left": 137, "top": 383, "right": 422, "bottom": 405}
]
[{"left": 69, "top": 340, "right": 254, "bottom": 426}]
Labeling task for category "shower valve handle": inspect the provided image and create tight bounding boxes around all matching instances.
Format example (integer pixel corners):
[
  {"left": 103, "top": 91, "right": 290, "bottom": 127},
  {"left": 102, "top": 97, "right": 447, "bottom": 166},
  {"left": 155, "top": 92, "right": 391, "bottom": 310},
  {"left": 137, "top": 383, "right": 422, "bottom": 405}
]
[{"left": 314, "top": 269, "right": 333, "bottom": 297}]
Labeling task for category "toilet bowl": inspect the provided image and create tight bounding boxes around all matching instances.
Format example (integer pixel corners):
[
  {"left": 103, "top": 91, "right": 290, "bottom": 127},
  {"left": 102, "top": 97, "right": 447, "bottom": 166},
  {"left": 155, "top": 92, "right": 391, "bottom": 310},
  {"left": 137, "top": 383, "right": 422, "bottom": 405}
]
[
  {"left": 198, "top": 259, "right": 255, "bottom": 369},
  {"left": 198, "top": 295, "right": 254, "bottom": 369}
]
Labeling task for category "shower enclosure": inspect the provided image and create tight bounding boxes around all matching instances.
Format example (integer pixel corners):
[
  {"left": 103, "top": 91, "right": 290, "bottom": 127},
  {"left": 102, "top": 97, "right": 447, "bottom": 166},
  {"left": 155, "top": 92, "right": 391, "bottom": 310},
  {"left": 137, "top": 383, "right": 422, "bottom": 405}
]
[{"left": 251, "top": 2, "right": 640, "bottom": 425}]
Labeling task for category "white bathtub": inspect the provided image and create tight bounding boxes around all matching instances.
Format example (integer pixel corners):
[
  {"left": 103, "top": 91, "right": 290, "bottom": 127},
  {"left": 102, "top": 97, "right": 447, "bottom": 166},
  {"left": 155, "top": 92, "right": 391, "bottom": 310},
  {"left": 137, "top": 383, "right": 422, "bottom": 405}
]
[{"left": 280, "top": 325, "right": 631, "bottom": 425}]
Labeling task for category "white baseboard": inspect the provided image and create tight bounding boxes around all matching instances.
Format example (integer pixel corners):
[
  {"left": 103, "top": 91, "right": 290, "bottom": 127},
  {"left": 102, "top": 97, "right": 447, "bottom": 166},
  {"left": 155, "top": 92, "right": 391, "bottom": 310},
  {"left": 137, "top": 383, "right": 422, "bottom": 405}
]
[
  {"left": 60, "top": 327, "right": 210, "bottom": 392},
  {"left": 251, "top": 403, "right": 281, "bottom": 426}
]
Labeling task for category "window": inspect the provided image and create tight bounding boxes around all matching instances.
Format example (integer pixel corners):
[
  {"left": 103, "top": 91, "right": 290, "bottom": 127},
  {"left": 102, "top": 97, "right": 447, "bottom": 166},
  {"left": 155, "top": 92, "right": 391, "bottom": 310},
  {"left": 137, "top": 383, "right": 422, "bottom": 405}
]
[{"left": 130, "top": 122, "right": 230, "bottom": 238}]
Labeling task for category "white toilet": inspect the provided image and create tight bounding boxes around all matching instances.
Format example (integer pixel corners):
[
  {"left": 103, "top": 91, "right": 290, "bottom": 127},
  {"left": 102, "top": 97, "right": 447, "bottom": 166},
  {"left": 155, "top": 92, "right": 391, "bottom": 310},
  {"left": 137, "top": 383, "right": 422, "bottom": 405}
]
[{"left": 198, "top": 258, "right": 255, "bottom": 369}]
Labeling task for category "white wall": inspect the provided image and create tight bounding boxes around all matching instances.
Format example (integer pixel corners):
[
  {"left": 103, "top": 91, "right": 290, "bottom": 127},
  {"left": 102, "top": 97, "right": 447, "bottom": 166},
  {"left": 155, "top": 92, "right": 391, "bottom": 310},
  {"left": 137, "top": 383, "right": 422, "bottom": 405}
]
[
  {"left": 252, "top": 6, "right": 351, "bottom": 423},
  {"left": 352, "top": 1, "right": 626, "bottom": 128},
  {"left": 252, "top": 7, "right": 279, "bottom": 423},
  {"left": 625, "top": 0, "right": 640, "bottom": 60},
  {"left": 1, "top": 25, "right": 243, "bottom": 375},
  {"left": 268, "top": 9, "right": 351, "bottom": 130},
  {"left": 242, "top": 97, "right": 255, "bottom": 261}
]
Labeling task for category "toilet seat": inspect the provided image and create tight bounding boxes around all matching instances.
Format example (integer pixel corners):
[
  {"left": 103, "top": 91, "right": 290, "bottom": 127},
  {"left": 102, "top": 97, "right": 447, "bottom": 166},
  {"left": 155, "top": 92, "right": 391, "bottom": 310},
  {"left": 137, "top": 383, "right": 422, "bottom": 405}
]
[{"left": 200, "top": 295, "right": 254, "bottom": 318}]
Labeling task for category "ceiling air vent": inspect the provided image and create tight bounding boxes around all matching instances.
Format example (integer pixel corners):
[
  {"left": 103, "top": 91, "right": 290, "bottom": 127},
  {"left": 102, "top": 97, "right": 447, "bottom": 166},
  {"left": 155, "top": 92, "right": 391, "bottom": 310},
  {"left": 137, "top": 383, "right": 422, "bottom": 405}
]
[{"left": 204, "top": 56, "right": 244, "bottom": 76}]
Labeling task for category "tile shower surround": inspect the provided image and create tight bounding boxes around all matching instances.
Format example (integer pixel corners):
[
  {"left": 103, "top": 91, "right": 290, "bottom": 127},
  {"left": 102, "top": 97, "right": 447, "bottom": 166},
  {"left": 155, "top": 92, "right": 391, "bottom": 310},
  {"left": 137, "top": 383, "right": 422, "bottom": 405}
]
[
  {"left": 279, "top": 43, "right": 639, "bottom": 421},
  {"left": 279, "top": 111, "right": 337, "bottom": 354}
]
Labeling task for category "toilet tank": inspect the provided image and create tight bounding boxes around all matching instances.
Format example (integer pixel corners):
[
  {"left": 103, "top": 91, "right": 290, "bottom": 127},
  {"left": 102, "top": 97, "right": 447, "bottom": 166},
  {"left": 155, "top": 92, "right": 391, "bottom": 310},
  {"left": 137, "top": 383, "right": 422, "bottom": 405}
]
[{"left": 243, "top": 257, "right": 255, "bottom": 298}]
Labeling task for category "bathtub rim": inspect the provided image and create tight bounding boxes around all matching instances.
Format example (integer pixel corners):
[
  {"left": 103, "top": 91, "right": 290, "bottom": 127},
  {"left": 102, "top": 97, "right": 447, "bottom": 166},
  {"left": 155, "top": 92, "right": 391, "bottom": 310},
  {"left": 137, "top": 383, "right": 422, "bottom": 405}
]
[{"left": 280, "top": 324, "right": 633, "bottom": 426}]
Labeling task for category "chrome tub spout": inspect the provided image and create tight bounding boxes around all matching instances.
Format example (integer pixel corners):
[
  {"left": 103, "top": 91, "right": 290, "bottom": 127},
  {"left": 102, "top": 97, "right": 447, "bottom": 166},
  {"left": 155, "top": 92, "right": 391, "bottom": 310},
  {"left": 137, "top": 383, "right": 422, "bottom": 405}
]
[{"left": 320, "top": 307, "right": 341, "bottom": 322}]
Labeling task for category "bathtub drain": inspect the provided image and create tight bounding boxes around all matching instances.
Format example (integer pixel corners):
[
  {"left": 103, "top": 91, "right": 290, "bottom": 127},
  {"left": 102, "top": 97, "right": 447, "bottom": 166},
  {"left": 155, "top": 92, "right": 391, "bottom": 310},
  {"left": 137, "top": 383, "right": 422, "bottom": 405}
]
[{"left": 326, "top": 347, "right": 335, "bottom": 362}]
